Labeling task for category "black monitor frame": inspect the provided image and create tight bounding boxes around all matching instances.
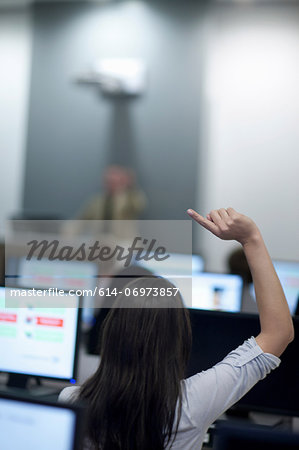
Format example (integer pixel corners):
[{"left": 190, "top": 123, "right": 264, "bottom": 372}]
[
  {"left": 187, "top": 309, "right": 299, "bottom": 418},
  {"left": 0, "top": 391, "right": 85, "bottom": 450},
  {"left": 0, "top": 286, "right": 82, "bottom": 388},
  {"left": 213, "top": 420, "right": 299, "bottom": 450}
]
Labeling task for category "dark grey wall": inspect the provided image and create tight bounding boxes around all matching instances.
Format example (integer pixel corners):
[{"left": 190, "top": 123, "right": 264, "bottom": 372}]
[{"left": 24, "top": 1, "right": 203, "bottom": 219}]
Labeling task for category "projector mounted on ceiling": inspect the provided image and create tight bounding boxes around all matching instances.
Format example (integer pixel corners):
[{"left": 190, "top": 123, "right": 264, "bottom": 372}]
[{"left": 75, "top": 58, "right": 147, "bottom": 96}]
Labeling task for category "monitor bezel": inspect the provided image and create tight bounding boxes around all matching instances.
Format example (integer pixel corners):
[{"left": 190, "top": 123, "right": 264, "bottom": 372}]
[
  {"left": 187, "top": 309, "right": 299, "bottom": 418},
  {"left": 214, "top": 420, "right": 299, "bottom": 449},
  {"left": 0, "top": 391, "right": 85, "bottom": 450},
  {"left": 0, "top": 285, "right": 82, "bottom": 384}
]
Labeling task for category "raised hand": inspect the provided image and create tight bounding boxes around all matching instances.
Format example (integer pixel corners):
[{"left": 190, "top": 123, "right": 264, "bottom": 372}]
[
  {"left": 187, "top": 206, "right": 294, "bottom": 357},
  {"left": 187, "top": 207, "right": 260, "bottom": 246}
]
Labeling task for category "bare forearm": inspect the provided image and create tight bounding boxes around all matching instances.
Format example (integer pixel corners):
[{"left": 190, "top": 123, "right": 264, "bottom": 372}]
[{"left": 242, "top": 232, "right": 294, "bottom": 356}]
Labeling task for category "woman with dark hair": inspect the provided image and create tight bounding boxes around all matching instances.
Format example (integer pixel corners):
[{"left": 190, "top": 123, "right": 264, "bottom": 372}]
[
  {"left": 59, "top": 207, "right": 294, "bottom": 449},
  {"left": 82, "top": 276, "right": 191, "bottom": 450}
]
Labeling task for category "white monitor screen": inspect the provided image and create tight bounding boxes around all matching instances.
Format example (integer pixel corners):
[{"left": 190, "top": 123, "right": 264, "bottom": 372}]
[
  {"left": 190, "top": 273, "right": 243, "bottom": 312},
  {"left": 0, "top": 396, "right": 77, "bottom": 450},
  {"left": 0, "top": 287, "right": 79, "bottom": 380},
  {"left": 134, "top": 253, "right": 204, "bottom": 277}
]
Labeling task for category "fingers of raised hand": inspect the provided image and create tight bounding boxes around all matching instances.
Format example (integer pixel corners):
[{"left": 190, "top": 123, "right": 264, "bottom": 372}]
[
  {"left": 187, "top": 209, "right": 218, "bottom": 234},
  {"left": 218, "top": 208, "right": 229, "bottom": 220},
  {"left": 187, "top": 207, "right": 255, "bottom": 243},
  {"left": 209, "top": 210, "right": 222, "bottom": 226},
  {"left": 226, "top": 207, "right": 237, "bottom": 218},
  {"left": 209, "top": 209, "right": 233, "bottom": 236}
]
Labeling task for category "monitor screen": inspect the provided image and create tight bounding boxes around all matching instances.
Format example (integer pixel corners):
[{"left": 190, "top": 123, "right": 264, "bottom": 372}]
[
  {"left": 0, "top": 394, "right": 81, "bottom": 450},
  {"left": 133, "top": 253, "right": 204, "bottom": 277},
  {"left": 187, "top": 310, "right": 299, "bottom": 417},
  {"left": 0, "top": 287, "right": 80, "bottom": 381},
  {"left": 190, "top": 273, "right": 243, "bottom": 312},
  {"left": 214, "top": 422, "right": 299, "bottom": 450}
]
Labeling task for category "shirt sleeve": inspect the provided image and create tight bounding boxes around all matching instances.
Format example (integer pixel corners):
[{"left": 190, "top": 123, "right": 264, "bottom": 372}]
[
  {"left": 184, "top": 337, "right": 280, "bottom": 429},
  {"left": 58, "top": 386, "right": 80, "bottom": 403}
]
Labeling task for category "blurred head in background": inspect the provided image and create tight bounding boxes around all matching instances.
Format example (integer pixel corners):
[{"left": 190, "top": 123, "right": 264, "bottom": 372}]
[{"left": 103, "top": 165, "right": 135, "bottom": 194}]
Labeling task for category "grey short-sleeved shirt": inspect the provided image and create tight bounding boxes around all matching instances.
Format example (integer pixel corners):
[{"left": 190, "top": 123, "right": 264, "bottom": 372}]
[{"left": 59, "top": 337, "right": 280, "bottom": 450}]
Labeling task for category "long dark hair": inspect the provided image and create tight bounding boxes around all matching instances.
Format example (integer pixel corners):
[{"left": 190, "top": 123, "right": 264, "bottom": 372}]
[
  {"left": 80, "top": 276, "right": 192, "bottom": 450},
  {"left": 87, "top": 266, "right": 155, "bottom": 355}
]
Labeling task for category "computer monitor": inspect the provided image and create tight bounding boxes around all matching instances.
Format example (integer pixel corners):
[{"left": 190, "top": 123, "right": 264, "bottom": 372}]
[
  {"left": 214, "top": 421, "right": 299, "bottom": 450},
  {"left": 7, "top": 256, "right": 98, "bottom": 326},
  {"left": 133, "top": 252, "right": 204, "bottom": 276},
  {"left": 273, "top": 260, "right": 299, "bottom": 315},
  {"left": 190, "top": 273, "right": 243, "bottom": 312},
  {"left": 0, "top": 287, "right": 80, "bottom": 388},
  {"left": 0, "top": 392, "right": 84, "bottom": 450},
  {"left": 187, "top": 310, "right": 299, "bottom": 417},
  {"left": 249, "top": 260, "right": 299, "bottom": 315},
  {"left": 192, "top": 255, "right": 205, "bottom": 274}
]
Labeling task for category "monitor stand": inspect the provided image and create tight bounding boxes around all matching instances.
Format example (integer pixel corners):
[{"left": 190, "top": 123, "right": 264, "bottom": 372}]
[
  {"left": 0, "top": 373, "right": 61, "bottom": 398},
  {"left": 7, "top": 373, "right": 29, "bottom": 390},
  {"left": 226, "top": 407, "right": 250, "bottom": 420}
]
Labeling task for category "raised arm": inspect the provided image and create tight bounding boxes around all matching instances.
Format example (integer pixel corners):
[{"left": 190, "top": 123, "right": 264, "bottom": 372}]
[{"left": 187, "top": 207, "right": 294, "bottom": 357}]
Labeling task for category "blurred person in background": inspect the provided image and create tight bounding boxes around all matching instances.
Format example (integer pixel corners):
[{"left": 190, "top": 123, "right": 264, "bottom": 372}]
[{"left": 77, "top": 165, "right": 146, "bottom": 221}]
